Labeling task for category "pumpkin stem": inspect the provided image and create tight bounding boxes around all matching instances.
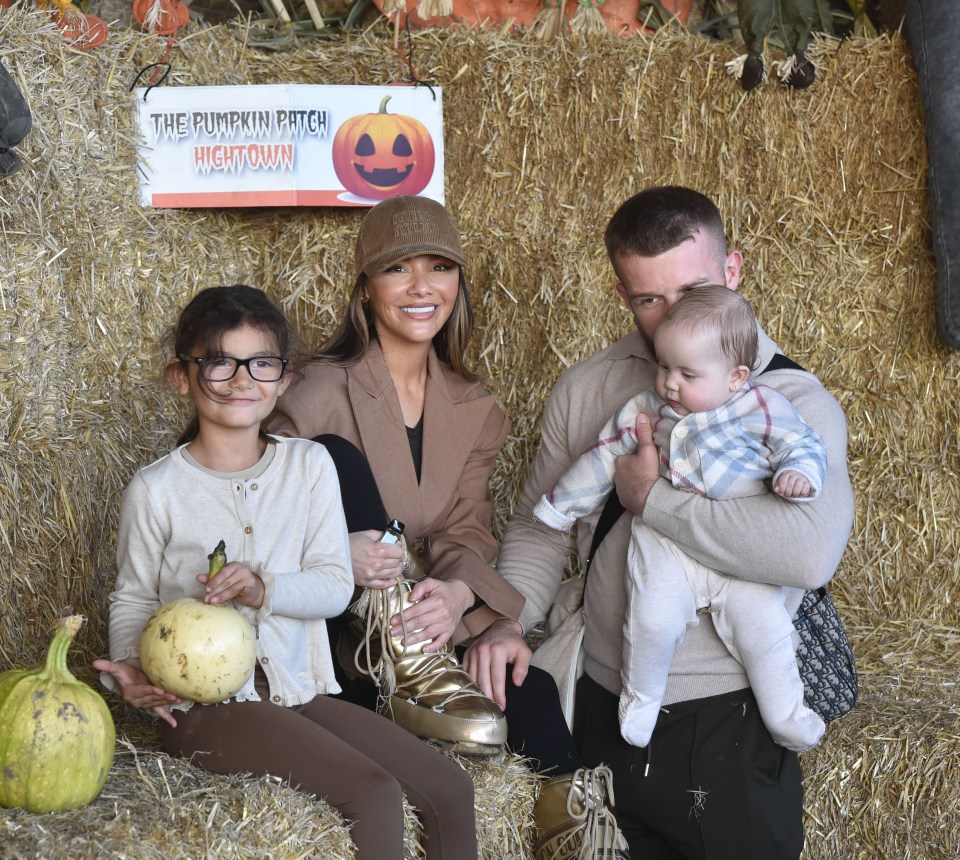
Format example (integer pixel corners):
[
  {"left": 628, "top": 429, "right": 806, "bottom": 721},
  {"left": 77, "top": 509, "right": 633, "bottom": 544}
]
[
  {"left": 41, "top": 615, "right": 83, "bottom": 681},
  {"left": 207, "top": 539, "right": 227, "bottom": 582},
  {"left": 378, "top": 95, "right": 392, "bottom": 115}
]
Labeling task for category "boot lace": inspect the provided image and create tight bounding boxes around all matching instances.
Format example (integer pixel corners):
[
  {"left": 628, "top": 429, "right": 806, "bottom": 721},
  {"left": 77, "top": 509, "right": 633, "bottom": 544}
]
[{"left": 565, "top": 766, "right": 629, "bottom": 860}]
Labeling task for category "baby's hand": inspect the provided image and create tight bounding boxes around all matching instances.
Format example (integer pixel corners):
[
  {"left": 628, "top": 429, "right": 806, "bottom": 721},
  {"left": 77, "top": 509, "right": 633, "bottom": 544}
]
[
  {"left": 774, "top": 470, "right": 812, "bottom": 499},
  {"left": 199, "top": 562, "right": 265, "bottom": 609}
]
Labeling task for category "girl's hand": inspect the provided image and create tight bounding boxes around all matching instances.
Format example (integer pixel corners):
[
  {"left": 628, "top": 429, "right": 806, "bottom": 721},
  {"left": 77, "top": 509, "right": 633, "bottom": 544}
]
[
  {"left": 199, "top": 562, "right": 265, "bottom": 609},
  {"left": 349, "top": 530, "right": 404, "bottom": 589},
  {"left": 390, "top": 577, "right": 475, "bottom": 651},
  {"left": 92, "top": 659, "right": 181, "bottom": 728}
]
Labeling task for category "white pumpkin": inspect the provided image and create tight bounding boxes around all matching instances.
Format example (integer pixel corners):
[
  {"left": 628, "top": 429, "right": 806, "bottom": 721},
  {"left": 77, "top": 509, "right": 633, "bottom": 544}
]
[
  {"left": 140, "top": 543, "right": 256, "bottom": 704},
  {"left": 140, "top": 598, "right": 256, "bottom": 704}
]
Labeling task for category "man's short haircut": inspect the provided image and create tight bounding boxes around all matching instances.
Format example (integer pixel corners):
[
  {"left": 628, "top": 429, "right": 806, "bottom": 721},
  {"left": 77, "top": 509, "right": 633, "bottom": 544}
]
[
  {"left": 659, "top": 285, "right": 759, "bottom": 370},
  {"left": 604, "top": 186, "right": 729, "bottom": 265}
]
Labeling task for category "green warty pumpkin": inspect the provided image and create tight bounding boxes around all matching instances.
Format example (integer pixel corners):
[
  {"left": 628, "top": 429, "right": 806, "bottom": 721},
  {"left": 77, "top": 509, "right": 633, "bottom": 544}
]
[{"left": 0, "top": 615, "right": 116, "bottom": 812}]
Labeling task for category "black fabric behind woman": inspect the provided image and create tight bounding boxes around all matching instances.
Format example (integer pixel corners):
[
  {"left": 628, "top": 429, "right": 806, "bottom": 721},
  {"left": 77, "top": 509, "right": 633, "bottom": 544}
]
[
  {"left": 314, "top": 433, "right": 385, "bottom": 711},
  {"left": 314, "top": 434, "right": 389, "bottom": 532}
]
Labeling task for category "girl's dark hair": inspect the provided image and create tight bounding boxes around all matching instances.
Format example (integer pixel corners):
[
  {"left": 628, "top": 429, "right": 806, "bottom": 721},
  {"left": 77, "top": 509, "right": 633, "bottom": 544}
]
[
  {"left": 316, "top": 268, "right": 478, "bottom": 381},
  {"left": 165, "top": 284, "right": 298, "bottom": 446}
]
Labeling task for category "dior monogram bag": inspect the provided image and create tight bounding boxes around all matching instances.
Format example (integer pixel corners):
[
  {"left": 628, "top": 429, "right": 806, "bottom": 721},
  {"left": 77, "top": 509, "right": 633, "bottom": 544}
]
[{"left": 792, "top": 586, "right": 858, "bottom": 721}]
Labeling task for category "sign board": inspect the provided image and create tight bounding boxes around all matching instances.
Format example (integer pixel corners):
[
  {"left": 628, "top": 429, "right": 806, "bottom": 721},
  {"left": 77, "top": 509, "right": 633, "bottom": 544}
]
[{"left": 134, "top": 84, "right": 444, "bottom": 208}]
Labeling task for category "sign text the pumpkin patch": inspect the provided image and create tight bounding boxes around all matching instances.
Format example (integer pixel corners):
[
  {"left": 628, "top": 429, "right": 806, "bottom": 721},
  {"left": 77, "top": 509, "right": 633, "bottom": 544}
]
[{"left": 135, "top": 84, "right": 443, "bottom": 208}]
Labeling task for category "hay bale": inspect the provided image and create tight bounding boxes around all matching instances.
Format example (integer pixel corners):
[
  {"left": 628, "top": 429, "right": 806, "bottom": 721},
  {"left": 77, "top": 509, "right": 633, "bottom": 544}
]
[
  {"left": 0, "top": 720, "right": 357, "bottom": 859},
  {"left": 802, "top": 678, "right": 960, "bottom": 858},
  {"left": 2, "top": 6, "right": 956, "bottom": 859},
  {"left": 0, "top": 707, "right": 539, "bottom": 859}
]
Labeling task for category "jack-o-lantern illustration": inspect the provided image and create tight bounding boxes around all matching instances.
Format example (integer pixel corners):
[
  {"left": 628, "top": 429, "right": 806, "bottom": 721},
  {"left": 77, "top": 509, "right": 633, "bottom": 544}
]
[{"left": 332, "top": 95, "right": 436, "bottom": 200}]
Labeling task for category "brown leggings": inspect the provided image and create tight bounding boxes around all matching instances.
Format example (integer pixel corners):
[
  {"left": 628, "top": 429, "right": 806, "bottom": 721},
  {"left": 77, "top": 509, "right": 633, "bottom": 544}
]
[{"left": 158, "top": 672, "right": 477, "bottom": 860}]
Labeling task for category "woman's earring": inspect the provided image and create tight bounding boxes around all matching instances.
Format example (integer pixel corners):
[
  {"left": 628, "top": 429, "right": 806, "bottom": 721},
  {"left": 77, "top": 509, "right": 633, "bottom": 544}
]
[{"left": 360, "top": 294, "right": 369, "bottom": 304}]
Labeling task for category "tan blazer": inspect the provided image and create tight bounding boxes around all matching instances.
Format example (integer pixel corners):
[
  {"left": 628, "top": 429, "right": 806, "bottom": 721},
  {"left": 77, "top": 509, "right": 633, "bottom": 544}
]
[{"left": 269, "top": 341, "right": 524, "bottom": 641}]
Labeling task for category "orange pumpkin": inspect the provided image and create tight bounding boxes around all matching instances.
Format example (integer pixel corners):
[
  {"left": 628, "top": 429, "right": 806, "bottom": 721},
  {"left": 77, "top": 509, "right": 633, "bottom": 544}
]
[
  {"left": 132, "top": 0, "right": 190, "bottom": 36},
  {"left": 56, "top": 12, "right": 109, "bottom": 50},
  {"left": 602, "top": 0, "right": 692, "bottom": 34},
  {"left": 332, "top": 96, "right": 436, "bottom": 201},
  {"left": 371, "top": 0, "right": 690, "bottom": 33},
  {"left": 380, "top": 0, "right": 541, "bottom": 29}
]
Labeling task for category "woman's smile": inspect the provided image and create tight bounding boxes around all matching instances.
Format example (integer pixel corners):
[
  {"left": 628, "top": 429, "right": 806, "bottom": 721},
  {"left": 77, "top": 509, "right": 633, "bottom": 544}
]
[{"left": 401, "top": 304, "right": 439, "bottom": 317}]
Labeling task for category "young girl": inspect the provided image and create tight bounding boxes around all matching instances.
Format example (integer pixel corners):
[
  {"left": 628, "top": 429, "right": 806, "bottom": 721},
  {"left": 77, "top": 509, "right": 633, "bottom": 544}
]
[{"left": 94, "top": 284, "right": 478, "bottom": 860}]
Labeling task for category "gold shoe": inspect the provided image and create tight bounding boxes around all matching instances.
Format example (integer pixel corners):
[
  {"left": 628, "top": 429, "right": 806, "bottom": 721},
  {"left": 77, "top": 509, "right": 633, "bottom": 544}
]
[
  {"left": 533, "top": 767, "right": 630, "bottom": 860},
  {"left": 352, "top": 578, "right": 507, "bottom": 756}
]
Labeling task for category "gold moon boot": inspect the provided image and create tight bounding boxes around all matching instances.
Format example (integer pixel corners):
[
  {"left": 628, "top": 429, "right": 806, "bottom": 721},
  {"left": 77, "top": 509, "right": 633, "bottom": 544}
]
[
  {"left": 533, "top": 766, "right": 630, "bottom": 860},
  {"left": 351, "top": 577, "right": 507, "bottom": 756}
]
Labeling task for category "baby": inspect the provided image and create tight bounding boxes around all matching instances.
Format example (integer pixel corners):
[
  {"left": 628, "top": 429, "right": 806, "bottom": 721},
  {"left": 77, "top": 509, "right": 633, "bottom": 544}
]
[{"left": 535, "top": 285, "right": 827, "bottom": 752}]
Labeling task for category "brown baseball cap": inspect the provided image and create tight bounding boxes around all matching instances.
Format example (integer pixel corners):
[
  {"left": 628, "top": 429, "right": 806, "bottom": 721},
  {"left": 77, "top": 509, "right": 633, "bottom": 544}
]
[{"left": 355, "top": 195, "right": 466, "bottom": 277}]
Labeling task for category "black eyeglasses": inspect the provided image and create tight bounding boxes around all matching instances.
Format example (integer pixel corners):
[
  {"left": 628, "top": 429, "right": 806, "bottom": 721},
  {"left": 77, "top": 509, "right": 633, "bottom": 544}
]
[{"left": 179, "top": 354, "right": 288, "bottom": 382}]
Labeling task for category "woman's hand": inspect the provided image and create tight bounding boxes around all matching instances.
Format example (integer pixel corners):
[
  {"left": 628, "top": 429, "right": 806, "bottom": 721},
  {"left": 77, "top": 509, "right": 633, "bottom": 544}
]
[
  {"left": 198, "top": 562, "right": 264, "bottom": 609},
  {"left": 92, "top": 659, "right": 181, "bottom": 728},
  {"left": 350, "top": 529, "right": 404, "bottom": 589},
  {"left": 390, "top": 577, "right": 475, "bottom": 651}
]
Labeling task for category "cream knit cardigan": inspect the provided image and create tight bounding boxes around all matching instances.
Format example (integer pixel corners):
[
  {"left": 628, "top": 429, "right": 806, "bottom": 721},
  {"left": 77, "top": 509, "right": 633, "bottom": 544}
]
[{"left": 103, "top": 436, "right": 353, "bottom": 710}]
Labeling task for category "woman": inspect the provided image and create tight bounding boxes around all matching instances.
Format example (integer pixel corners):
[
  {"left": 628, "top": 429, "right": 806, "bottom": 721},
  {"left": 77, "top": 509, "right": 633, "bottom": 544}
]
[{"left": 269, "top": 196, "right": 628, "bottom": 858}]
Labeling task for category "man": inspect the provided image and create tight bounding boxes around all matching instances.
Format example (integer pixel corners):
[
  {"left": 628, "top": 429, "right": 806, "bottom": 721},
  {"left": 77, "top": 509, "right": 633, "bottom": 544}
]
[{"left": 464, "top": 186, "right": 854, "bottom": 859}]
